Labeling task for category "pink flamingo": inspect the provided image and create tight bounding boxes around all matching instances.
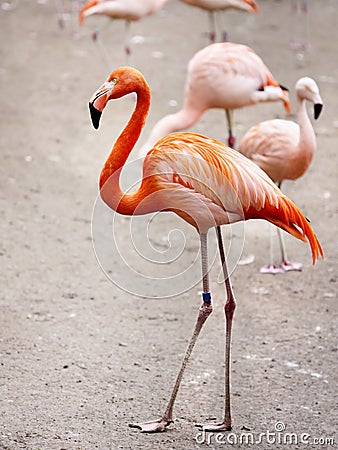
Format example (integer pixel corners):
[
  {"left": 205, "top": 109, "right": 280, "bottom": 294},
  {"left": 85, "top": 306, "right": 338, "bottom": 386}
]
[
  {"left": 180, "top": 0, "right": 259, "bottom": 42},
  {"left": 78, "top": 0, "right": 169, "bottom": 61},
  {"left": 238, "top": 77, "right": 323, "bottom": 274},
  {"left": 88, "top": 66, "right": 323, "bottom": 432},
  {"left": 138, "top": 42, "right": 290, "bottom": 156}
]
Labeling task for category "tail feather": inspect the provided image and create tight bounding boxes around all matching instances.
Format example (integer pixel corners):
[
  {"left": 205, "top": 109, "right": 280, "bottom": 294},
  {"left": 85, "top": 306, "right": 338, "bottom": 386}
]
[
  {"left": 246, "top": 195, "right": 324, "bottom": 265},
  {"left": 78, "top": 0, "right": 98, "bottom": 25},
  {"left": 265, "top": 75, "right": 291, "bottom": 115}
]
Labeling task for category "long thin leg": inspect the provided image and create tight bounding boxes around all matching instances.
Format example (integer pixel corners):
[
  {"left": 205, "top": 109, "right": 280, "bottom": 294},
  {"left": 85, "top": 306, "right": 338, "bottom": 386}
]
[
  {"left": 219, "top": 10, "right": 228, "bottom": 42},
  {"left": 208, "top": 11, "right": 217, "bottom": 43},
  {"left": 225, "top": 109, "right": 235, "bottom": 148},
  {"left": 55, "top": 0, "right": 66, "bottom": 29},
  {"left": 301, "top": 0, "right": 309, "bottom": 50},
  {"left": 276, "top": 182, "right": 302, "bottom": 272},
  {"left": 129, "top": 232, "right": 213, "bottom": 432},
  {"left": 290, "top": 0, "right": 309, "bottom": 51},
  {"left": 260, "top": 223, "right": 284, "bottom": 274},
  {"left": 124, "top": 20, "right": 132, "bottom": 65},
  {"left": 91, "top": 20, "right": 114, "bottom": 70},
  {"left": 203, "top": 226, "right": 236, "bottom": 431}
]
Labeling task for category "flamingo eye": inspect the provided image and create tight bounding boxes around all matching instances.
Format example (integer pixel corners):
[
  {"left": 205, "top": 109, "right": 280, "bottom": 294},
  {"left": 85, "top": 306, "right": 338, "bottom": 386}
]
[{"left": 104, "top": 78, "right": 117, "bottom": 90}]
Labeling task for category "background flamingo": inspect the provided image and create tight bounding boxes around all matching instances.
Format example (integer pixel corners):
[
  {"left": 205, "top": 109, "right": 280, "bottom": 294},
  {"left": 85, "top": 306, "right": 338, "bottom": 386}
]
[
  {"left": 78, "top": 0, "right": 169, "bottom": 62},
  {"left": 238, "top": 77, "right": 323, "bottom": 274},
  {"left": 180, "top": 0, "right": 259, "bottom": 43},
  {"left": 89, "top": 66, "right": 323, "bottom": 433},
  {"left": 290, "top": 0, "right": 309, "bottom": 51},
  {"left": 138, "top": 42, "right": 290, "bottom": 157}
]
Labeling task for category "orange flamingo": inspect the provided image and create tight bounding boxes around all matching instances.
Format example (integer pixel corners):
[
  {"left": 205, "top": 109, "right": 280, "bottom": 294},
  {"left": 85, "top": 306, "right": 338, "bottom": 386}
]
[
  {"left": 180, "top": 0, "right": 259, "bottom": 42},
  {"left": 238, "top": 77, "right": 323, "bottom": 274},
  {"left": 79, "top": 0, "right": 169, "bottom": 60},
  {"left": 138, "top": 42, "right": 290, "bottom": 157},
  {"left": 88, "top": 66, "right": 323, "bottom": 432}
]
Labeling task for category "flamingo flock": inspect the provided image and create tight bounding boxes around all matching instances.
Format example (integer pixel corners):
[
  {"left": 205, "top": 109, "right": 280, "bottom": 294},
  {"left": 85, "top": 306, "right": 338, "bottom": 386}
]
[
  {"left": 138, "top": 42, "right": 290, "bottom": 155},
  {"left": 78, "top": 0, "right": 259, "bottom": 61},
  {"left": 81, "top": 0, "right": 324, "bottom": 437}
]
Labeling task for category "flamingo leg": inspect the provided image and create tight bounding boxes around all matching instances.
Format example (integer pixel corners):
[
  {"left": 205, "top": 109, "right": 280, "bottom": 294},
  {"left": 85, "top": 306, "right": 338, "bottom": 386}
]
[
  {"left": 208, "top": 11, "right": 217, "bottom": 43},
  {"left": 91, "top": 20, "right": 114, "bottom": 70},
  {"left": 129, "top": 232, "right": 213, "bottom": 433},
  {"left": 220, "top": 10, "right": 228, "bottom": 42},
  {"left": 277, "top": 227, "right": 302, "bottom": 272},
  {"left": 124, "top": 20, "right": 132, "bottom": 65},
  {"left": 301, "top": 0, "right": 309, "bottom": 50},
  {"left": 276, "top": 181, "right": 302, "bottom": 272},
  {"left": 290, "top": 0, "right": 309, "bottom": 51},
  {"left": 55, "top": 0, "right": 66, "bottom": 29},
  {"left": 202, "top": 226, "right": 236, "bottom": 431},
  {"left": 225, "top": 109, "right": 236, "bottom": 148},
  {"left": 260, "top": 223, "right": 284, "bottom": 274}
]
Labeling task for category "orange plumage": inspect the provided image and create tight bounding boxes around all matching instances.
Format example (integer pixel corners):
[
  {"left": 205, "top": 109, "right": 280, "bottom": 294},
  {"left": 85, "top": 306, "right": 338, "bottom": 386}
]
[{"left": 88, "top": 66, "right": 323, "bottom": 433}]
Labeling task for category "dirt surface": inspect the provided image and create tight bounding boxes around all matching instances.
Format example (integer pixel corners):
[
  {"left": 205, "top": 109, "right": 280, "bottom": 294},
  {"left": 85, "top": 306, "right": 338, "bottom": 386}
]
[{"left": 0, "top": 1, "right": 337, "bottom": 449}]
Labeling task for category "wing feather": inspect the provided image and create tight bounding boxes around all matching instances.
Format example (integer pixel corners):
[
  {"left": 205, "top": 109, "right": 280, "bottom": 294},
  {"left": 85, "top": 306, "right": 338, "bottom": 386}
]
[{"left": 143, "top": 132, "right": 323, "bottom": 264}]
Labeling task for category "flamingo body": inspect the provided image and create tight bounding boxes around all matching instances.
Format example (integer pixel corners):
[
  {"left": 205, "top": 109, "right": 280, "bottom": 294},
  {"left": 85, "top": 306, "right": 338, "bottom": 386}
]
[
  {"left": 239, "top": 119, "right": 306, "bottom": 182},
  {"left": 139, "top": 42, "right": 290, "bottom": 155},
  {"left": 79, "top": 0, "right": 168, "bottom": 24},
  {"left": 180, "top": 0, "right": 258, "bottom": 43},
  {"left": 180, "top": 0, "right": 258, "bottom": 13},
  {"left": 239, "top": 77, "right": 322, "bottom": 182},
  {"left": 89, "top": 66, "right": 323, "bottom": 432},
  {"left": 79, "top": 0, "right": 169, "bottom": 61},
  {"left": 238, "top": 76, "right": 323, "bottom": 272}
]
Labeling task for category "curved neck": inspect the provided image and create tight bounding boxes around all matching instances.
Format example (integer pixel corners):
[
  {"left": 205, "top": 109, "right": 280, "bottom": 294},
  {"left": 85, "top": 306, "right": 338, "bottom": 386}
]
[
  {"left": 99, "top": 86, "right": 151, "bottom": 215},
  {"left": 296, "top": 96, "right": 316, "bottom": 159}
]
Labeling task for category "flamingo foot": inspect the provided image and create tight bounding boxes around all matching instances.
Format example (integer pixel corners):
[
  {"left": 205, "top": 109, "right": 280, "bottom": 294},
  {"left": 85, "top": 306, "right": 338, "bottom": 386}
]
[
  {"left": 197, "top": 421, "right": 232, "bottom": 431},
  {"left": 209, "top": 31, "right": 216, "bottom": 43},
  {"left": 289, "top": 41, "right": 309, "bottom": 51},
  {"left": 280, "top": 260, "right": 302, "bottom": 272},
  {"left": 259, "top": 264, "right": 284, "bottom": 274},
  {"left": 228, "top": 135, "right": 236, "bottom": 148},
  {"left": 129, "top": 418, "right": 172, "bottom": 433}
]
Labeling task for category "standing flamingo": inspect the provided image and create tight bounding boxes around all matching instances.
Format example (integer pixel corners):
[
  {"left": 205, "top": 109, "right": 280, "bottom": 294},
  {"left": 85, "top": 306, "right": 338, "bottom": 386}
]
[
  {"left": 88, "top": 66, "right": 323, "bottom": 432},
  {"left": 238, "top": 77, "right": 323, "bottom": 274},
  {"left": 180, "top": 0, "right": 259, "bottom": 43},
  {"left": 138, "top": 42, "right": 290, "bottom": 157},
  {"left": 78, "top": 0, "right": 169, "bottom": 62}
]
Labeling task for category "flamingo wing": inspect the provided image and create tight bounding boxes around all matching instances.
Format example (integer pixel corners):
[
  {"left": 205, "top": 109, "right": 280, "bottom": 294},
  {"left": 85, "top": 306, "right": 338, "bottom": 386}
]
[
  {"left": 186, "top": 43, "right": 289, "bottom": 111},
  {"left": 144, "top": 132, "right": 323, "bottom": 263},
  {"left": 238, "top": 119, "right": 300, "bottom": 181},
  {"left": 79, "top": 0, "right": 165, "bottom": 23}
]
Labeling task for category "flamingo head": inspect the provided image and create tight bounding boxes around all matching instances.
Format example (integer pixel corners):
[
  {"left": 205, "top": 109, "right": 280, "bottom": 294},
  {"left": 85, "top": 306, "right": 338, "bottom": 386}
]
[
  {"left": 89, "top": 66, "right": 150, "bottom": 129},
  {"left": 295, "top": 77, "right": 323, "bottom": 120}
]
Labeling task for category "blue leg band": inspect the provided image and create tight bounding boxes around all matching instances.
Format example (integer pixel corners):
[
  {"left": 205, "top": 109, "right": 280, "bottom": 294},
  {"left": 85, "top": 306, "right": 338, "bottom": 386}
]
[{"left": 202, "top": 292, "right": 211, "bottom": 303}]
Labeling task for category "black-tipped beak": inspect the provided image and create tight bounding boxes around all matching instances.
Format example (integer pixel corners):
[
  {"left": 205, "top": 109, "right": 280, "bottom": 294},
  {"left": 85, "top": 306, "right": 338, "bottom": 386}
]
[
  {"left": 89, "top": 102, "right": 102, "bottom": 129},
  {"left": 314, "top": 103, "right": 323, "bottom": 120},
  {"left": 279, "top": 84, "right": 289, "bottom": 92}
]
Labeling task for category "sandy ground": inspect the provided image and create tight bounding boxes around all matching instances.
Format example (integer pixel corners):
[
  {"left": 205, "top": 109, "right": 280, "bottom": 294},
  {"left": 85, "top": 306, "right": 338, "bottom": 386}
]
[{"left": 0, "top": 0, "right": 337, "bottom": 449}]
